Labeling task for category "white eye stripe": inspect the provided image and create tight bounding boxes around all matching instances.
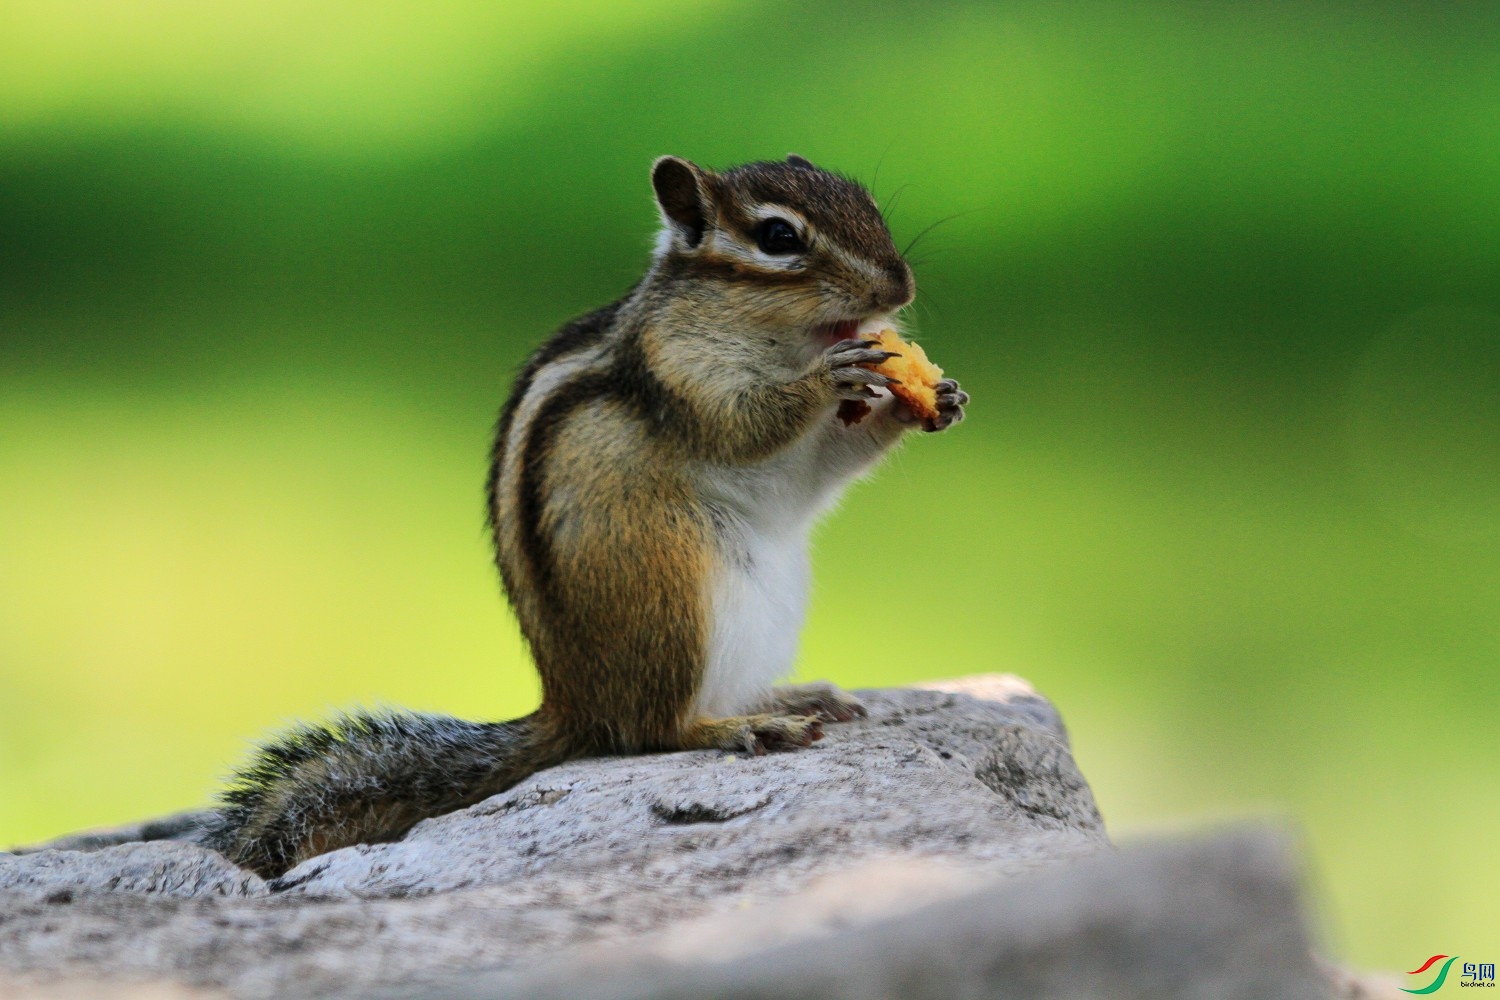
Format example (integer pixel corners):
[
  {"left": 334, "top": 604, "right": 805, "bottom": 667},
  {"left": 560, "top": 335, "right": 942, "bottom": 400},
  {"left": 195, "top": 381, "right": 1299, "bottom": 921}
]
[
  {"left": 671, "top": 214, "right": 890, "bottom": 282},
  {"left": 748, "top": 203, "right": 808, "bottom": 229},
  {"left": 705, "top": 229, "right": 804, "bottom": 270}
]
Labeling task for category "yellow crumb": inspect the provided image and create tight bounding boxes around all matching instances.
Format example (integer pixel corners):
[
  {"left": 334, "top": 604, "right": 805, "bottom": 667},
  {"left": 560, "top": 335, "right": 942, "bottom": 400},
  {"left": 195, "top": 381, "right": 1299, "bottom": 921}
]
[{"left": 861, "top": 328, "right": 944, "bottom": 427}]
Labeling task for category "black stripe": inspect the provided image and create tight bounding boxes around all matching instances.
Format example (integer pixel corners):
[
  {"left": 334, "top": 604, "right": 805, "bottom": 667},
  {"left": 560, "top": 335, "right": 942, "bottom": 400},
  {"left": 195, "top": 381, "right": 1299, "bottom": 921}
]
[
  {"left": 611, "top": 328, "right": 692, "bottom": 442},
  {"left": 487, "top": 298, "right": 623, "bottom": 562},
  {"left": 515, "top": 371, "right": 618, "bottom": 591},
  {"left": 512, "top": 326, "right": 705, "bottom": 592}
]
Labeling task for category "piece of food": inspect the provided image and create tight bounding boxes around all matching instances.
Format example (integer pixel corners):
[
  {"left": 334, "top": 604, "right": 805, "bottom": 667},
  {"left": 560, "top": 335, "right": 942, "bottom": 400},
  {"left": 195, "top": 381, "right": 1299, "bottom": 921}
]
[{"left": 859, "top": 327, "right": 945, "bottom": 429}]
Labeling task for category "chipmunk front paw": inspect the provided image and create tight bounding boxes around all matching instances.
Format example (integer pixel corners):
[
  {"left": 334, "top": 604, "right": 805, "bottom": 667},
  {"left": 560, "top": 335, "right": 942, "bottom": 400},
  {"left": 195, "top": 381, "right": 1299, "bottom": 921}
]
[
  {"left": 924, "top": 377, "right": 969, "bottom": 432},
  {"left": 823, "top": 338, "right": 901, "bottom": 402}
]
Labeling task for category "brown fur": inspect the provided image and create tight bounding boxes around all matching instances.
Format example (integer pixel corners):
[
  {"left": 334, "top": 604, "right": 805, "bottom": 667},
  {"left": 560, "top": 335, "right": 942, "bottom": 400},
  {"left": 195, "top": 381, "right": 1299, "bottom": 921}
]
[{"left": 492, "top": 157, "right": 917, "bottom": 760}]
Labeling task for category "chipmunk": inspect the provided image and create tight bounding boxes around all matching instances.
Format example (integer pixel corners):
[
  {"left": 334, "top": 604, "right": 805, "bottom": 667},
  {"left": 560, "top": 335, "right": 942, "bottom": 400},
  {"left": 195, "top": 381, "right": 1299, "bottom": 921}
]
[{"left": 203, "top": 154, "right": 968, "bottom": 879}]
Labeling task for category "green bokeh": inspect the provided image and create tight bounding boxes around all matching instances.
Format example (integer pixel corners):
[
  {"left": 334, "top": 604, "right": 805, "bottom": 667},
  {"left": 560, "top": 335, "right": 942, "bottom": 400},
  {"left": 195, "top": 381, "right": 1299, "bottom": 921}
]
[{"left": 2, "top": 0, "right": 1497, "bottom": 971}]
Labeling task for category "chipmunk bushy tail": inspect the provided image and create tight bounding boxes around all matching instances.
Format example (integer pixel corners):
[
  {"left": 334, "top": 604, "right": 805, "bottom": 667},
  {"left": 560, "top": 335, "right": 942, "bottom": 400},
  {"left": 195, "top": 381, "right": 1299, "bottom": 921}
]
[{"left": 203, "top": 709, "right": 573, "bottom": 879}]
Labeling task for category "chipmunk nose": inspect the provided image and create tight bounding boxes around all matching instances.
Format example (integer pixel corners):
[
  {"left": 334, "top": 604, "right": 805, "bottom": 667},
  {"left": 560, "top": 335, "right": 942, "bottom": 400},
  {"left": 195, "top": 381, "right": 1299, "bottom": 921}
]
[{"left": 871, "top": 260, "right": 915, "bottom": 311}]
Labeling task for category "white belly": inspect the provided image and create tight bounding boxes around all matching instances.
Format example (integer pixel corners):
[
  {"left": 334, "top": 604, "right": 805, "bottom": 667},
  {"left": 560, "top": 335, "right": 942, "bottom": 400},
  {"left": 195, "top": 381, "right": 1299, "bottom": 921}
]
[
  {"left": 696, "top": 522, "right": 811, "bottom": 718},
  {"left": 690, "top": 409, "right": 888, "bottom": 720}
]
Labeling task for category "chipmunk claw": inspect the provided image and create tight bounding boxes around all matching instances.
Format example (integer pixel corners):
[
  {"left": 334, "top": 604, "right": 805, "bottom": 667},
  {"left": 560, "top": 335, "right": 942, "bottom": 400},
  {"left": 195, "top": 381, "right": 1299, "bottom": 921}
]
[
  {"left": 926, "top": 378, "right": 969, "bottom": 432},
  {"left": 826, "top": 338, "right": 899, "bottom": 367},
  {"left": 824, "top": 339, "right": 901, "bottom": 401}
]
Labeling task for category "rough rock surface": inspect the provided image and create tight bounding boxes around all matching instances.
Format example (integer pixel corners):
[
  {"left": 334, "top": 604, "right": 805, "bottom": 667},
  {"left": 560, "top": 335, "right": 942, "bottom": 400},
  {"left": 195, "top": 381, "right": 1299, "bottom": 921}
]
[
  {"left": 0, "top": 841, "right": 263, "bottom": 903},
  {"left": 419, "top": 829, "right": 1339, "bottom": 1000},
  {"left": 0, "top": 676, "right": 1370, "bottom": 999}
]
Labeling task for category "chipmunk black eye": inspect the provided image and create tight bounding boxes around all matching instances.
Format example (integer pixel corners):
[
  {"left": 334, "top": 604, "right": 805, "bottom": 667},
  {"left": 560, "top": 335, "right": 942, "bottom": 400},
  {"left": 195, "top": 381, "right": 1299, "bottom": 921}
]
[{"left": 755, "top": 218, "right": 803, "bottom": 255}]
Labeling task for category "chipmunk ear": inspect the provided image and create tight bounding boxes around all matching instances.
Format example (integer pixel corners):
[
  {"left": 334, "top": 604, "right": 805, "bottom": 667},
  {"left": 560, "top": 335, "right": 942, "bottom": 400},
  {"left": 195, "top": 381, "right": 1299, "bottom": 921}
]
[
  {"left": 651, "top": 156, "right": 711, "bottom": 249},
  {"left": 786, "top": 154, "right": 816, "bottom": 170}
]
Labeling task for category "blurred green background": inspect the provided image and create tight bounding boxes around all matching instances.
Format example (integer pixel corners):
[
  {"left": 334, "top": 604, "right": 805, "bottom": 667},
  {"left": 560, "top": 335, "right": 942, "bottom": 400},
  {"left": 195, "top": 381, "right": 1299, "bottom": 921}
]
[{"left": 2, "top": 0, "right": 1496, "bottom": 971}]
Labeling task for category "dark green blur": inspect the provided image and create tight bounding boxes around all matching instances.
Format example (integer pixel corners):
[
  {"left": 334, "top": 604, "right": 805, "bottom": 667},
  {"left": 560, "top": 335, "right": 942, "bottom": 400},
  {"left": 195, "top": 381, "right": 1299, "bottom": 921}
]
[{"left": 2, "top": 0, "right": 1496, "bottom": 969}]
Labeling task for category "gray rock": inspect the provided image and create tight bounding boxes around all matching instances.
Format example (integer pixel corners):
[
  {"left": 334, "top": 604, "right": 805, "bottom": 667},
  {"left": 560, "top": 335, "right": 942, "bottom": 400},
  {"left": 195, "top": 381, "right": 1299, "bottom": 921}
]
[
  {"left": 0, "top": 842, "right": 265, "bottom": 902},
  {"left": 0, "top": 676, "right": 1352, "bottom": 999},
  {"left": 424, "top": 828, "right": 1332, "bottom": 1000},
  {"left": 265, "top": 679, "right": 1105, "bottom": 900}
]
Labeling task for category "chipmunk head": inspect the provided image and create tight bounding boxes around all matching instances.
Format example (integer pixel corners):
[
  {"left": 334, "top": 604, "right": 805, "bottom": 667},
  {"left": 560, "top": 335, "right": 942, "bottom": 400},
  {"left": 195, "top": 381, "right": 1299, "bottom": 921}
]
[{"left": 649, "top": 155, "right": 914, "bottom": 341}]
